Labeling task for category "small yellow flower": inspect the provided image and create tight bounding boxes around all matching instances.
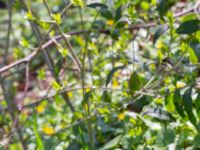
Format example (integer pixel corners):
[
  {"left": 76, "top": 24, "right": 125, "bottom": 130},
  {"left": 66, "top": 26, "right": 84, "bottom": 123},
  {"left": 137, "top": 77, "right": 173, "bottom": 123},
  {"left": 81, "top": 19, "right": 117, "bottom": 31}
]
[
  {"left": 164, "top": 77, "right": 171, "bottom": 84},
  {"left": 36, "top": 105, "right": 45, "bottom": 113},
  {"left": 42, "top": 126, "right": 55, "bottom": 135},
  {"left": 112, "top": 80, "right": 119, "bottom": 88},
  {"left": 118, "top": 112, "right": 125, "bottom": 121},
  {"left": 86, "top": 88, "right": 91, "bottom": 93},
  {"left": 156, "top": 41, "right": 164, "bottom": 49},
  {"left": 176, "top": 81, "right": 186, "bottom": 88},
  {"left": 106, "top": 20, "right": 114, "bottom": 26},
  {"left": 68, "top": 91, "right": 73, "bottom": 97}
]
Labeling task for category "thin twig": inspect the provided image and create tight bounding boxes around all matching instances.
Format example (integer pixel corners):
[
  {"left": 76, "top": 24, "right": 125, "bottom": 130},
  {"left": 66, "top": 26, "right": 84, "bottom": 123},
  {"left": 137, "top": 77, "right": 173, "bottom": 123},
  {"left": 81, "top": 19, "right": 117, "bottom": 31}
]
[
  {"left": 4, "top": 112, "right": 20, "bottom": 150},
  {"left": 0, "top": 2, "right": 198, "bottom": 75},
  {"left": 41, "top": 1, "right": 76, "bottom": 112},
  {"left": 4, "top": 0, "right": 13, "bottom": 65}
]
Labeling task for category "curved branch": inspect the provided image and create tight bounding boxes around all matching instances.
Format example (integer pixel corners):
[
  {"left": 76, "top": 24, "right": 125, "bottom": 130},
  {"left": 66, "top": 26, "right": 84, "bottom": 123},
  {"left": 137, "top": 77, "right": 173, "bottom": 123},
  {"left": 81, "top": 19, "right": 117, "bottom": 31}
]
[{"left": 0, "top": 2, "right": 199, "bottom": 75}]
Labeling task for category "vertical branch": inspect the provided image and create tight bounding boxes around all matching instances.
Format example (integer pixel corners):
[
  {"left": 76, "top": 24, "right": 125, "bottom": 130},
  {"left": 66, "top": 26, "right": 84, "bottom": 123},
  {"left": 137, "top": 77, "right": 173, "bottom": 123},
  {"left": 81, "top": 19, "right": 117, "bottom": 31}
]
[
  {"left": 79, "top": 7, "right": 94, "bottom": 83},
  {"left": 80, "top": 0, "right": 108, "bottom": 148},
  {"left": 4, "top": 0, "right": 13, "bottom": 65},
  {"left": 19, "top": 0, "right": 57, "bottom": 79},
  {"left": 24, "top": 63, "right": 30, "bottom": 94},
  {"left": 5, "top": 111, "right": 21, "bottom": 150},
  {"left": 55, "top": 25, "right": 82, "bottom": 71},
  {"left": 1, "top": 1, "right": 27, "bottom": 149},
  {"left": 77, "top": 11, "right": 96, "bottom": 146},
  {"left": 41, "top": 0, "right": 76, "bottom": 113},
  {"left": 0, "top": 78, "right": 27, "bottom": 150},
  {"left": 78, "top": 5, "right": 96, "bottom": 149},
  {"left": 43, "top": 0, "right": 51, "bottom": 16}
]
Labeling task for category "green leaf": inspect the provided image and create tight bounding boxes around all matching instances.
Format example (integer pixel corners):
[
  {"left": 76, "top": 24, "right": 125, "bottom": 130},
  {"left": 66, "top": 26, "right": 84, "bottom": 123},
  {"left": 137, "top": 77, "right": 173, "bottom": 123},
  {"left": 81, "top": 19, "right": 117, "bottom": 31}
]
[
  {"left": 101, "top": 9, "right": 113, "bottom": 20},
  {"left": 141, "top": 1, "right": 150, "bottom": 11},
  {"left": 100, "top": 135, "right": 122, "bottom": 150},
  {"left": 111, "top": 29, "right": 120, "bottom": 39},
  {"left": 114, "top": 6, "right": 122, "bottom": 22},
  {"left": 115, "top": 17, "right": 129, "bottom": 29},
  {"left": 144, "top": 108, "right": 175, "bottom": 122},
  {"left": 57, "top": 47, "right": 68, "bottom": 57},
  {"left": 188, "top": 47, "right": 198, "bottom": 64},
  {"left": 93, "top": 20, "right": 105, "bottom": 29},
  {"left": 176, "top": 19, "right": 200, "bottom": 34},
  {"left": 156, "top": 128, "right": 175, "bottom": 146},
  {"left": 182, "top": 88, "right": 197, "bottom": 126},
  {"left": 101, "top": 91, "right": 111, "bottom": 102},
  {"left": 165, "top": 93, "right": 175, "bottom": 112},
  {"left": 32, "top": 113, "right": 44, "bottom": 150},
  {"left": 181, "top": 13, "right": 198, "bottom": 22},
  {"left": 195, "top": 93, "right": 200, "bottom": 117},
  {"left": 13, "top": 47, "right": 24, "bottom": 59},
  {"left": 87, "top": 3, "right": 107, "bottom": 9},
  {"left": 106, "top": 65, "right": 125, "bottom": 86},
  {"left": 52, "top": 13, "right": 61, "bottom": 24},
  {"left": 190, "top": 39, "right": 200, "bottom": 61},
  {"left": 25, "top": 10, "right": 35, "bottom": 21},
  {"left": 37, "top": 69, "right": 45, "bottom": 80},
  {"left": 51, "top": 79, "right": 62, "bottom": 91},
  {"left": 71, "top": 0, "right": 85, "bottom": 8},
  {"left": 37, "top": 20, "right": 50, "bottom": 29},
  {"left": 196, "top": 31, "right": 200, "bottom": 41},
  {"left": 129, "top": 71, "right": 141, "bottom": 93},
  {"left": 153, "top": 25, "right": 168, "bottom": 45},
  {"left": 20, "top": 38, "right": 29, "bottom": 48},
  {"left": 193, "top": 134, "right": 200, "bottom": 147},
  {"left": 173, "top": 89, "right": 186, "bottom": 118},
  {"left": 126, "top": 96, "right": 150, "bottom": 113},
  {"left": 127, "top": 4, "right": 137, "bottom": 20},
  {"left": 157, "top": 0, "right": 176, "bottom": 18}
]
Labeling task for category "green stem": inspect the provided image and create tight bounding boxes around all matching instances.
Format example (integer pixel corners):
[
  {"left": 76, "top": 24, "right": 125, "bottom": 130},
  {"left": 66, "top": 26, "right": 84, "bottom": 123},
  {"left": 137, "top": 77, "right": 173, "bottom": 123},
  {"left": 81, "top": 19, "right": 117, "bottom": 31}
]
[{"left": 81, "top": 1, "right": 108, "bottom": 149}]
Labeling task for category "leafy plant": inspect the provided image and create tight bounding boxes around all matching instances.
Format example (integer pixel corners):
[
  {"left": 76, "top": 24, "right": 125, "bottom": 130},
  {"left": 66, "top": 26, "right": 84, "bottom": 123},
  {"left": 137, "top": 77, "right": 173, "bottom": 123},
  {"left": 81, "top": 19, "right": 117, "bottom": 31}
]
[{"left": 0, "top": 0, "right": 199, "bottom": 149}]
